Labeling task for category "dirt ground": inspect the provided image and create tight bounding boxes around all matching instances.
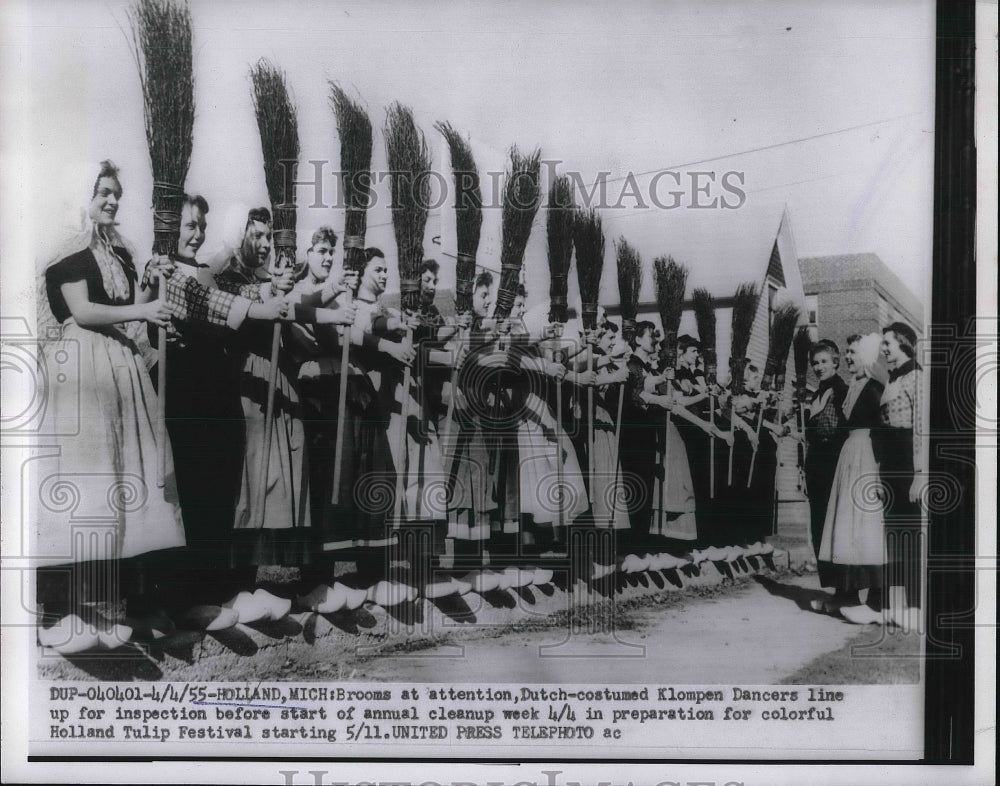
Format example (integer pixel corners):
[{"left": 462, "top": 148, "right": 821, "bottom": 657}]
[{"left": 326, "top": 573, "right": 920, "bottom": 685}]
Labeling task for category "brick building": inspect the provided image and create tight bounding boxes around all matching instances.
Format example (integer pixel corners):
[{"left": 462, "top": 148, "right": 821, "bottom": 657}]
[{"left": 798, "top": 252, "right": 925, "bottom": 383}]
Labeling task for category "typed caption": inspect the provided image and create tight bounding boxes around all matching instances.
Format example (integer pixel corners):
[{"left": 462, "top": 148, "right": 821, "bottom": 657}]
[{"left": 33, "top": 681, "right": 922, "bottom": 759}]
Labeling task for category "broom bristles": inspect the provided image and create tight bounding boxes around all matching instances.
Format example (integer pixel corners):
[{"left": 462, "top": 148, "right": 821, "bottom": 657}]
[
  {"left": 385, "top": 102, "right": 432, "bottom": 313},
  {"left": 692, "top": 287, "right": 717, "bottom": 377},
  {"left": 654, "top": 256, "right": 688, "bottom": 366},
  {"left": 546, "top": 175, "right": 575, "bottom": 324},
  {"left": 729, "top": 281, "right": 761, "bottom": 393},
  {"left": 330, "top": 83, "right": 373, "bottom": 276},
  {"left": 764, "top": 303, "right": 801, "bottom": 387},
  {"left": 730, "top": 282, "right": 760, "bottom": 360},
  {"left": 250, "top": 59, "right": 300, "bottom": 267},
  {"left": 793, "top": 325, "right": 812, "bottom": 380},
  {"left": 572, "top": 207, "right": 605, "bottom": 330},
  {"left": 435, "top": 122, "right": 483, "bottom": 314},
  {"left": 494, "top": 146, "right": 541, "bottom": 320},
  {"left": 127, "top": 0, "right": 195, "bottom": 256},
  {"left": 615, "top": 237, "right": 642, "bottom": 340}
]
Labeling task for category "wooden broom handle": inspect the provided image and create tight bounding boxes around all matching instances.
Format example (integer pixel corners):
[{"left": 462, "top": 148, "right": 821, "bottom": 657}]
[
  {"left": 708, "top": 391, "right": 716, "bottom": 498},
  {"left": 440, "top": 322, "right": 465, "bottom": 452},
  {"left": 587, "top": 344, "right": 595, "bottom": 504},
  {"left": 331, "top": 290, "right": 353, "bottom": 505},
  {"left": 610, "top": 380, "right": 625, "bottom": 526},
  {"left": 746, "top": 399, "right": 766, "bottom": 488},
  {"left": 393, "top": 325, "right": 413, "bottom": 524},
  {"left": 156, "top": 318, "right": 167, "bottom": 489},
  {"left": 253, "top": 322, "right": 282, "bottom": 529}
]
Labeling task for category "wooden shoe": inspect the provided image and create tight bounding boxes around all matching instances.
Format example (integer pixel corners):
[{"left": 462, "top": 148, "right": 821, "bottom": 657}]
[
  {"left": 252, "top": 588, "right": 292, "bottom": 620},
  {"left": 298, "top": 584, "right": 349, "bottom": 614},
  {"left": 98, "top": 622, "right": 134, "bottom": 649},
  {"left": 451, "top": 576, "right": 473, "bottom": 595},
  {"left": 621, "top": 554, "right": 649, "bottom": 573},
  {"left": 224, "top": 591, "right": 271, "bottom": 624},
  {"left": 367, "top": 580, "right": 411, "bottom": 607},
  {"left": 497, "top": 568, "right": 516, "bottom": 590},
  {"left": 422, "top": 578, "right": 459, "bottom": 599},
  {"left": 468, "top": 569, "right": 501, "bottom": 593},
  {"left": 343, "top": 585, "right": 368, "bottom": 610},
  {"left": 38, "top": 615, "right": 100, "bottom": 654},
  {"left": 180, "top": 605, "right": 239, "bottom": 631}
]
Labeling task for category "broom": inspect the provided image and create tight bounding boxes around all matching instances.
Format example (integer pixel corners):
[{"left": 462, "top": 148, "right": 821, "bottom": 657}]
[
  {"left": 494, "top": 147, "right": 542, "bottom": 320},
  {"left": 250, "top": 59, "right": 300, "bottom": 529},
  {"left": 613, "top": 237, "right": 643, "bottom": 523},
  {"left": 692, "top": 287, "right": 717, "bottom": 497},
  {"left": 727, "top": 282, "right": 761, "bottom": 484},
  {"left": 127, "top": 0, "right": 195, "bottom": 489},
  {"left": 792, "top": 325, "right": 812, "bottom": 483},
  {"left": 329, "top": 84, "right": 373, "bottom": 505},
  {"left": 488, "top": 146, "right": 541, "bottom": 476},
  {"left": 653, "top": 256, "right": 688, "bottom": 514},
  {"left": 547, "top": 175, "right": 575, "bottom": 529},
  {"left": 748, "top": 303, "right": 800, "bottom": 485},
  {"left": 384, "top": 103, "right": 432, "bottom": 524},
  {"left": 434, "top": 122, "right": 482, "bottom": 450},
  {"left": 573, "top": 208, "right": 606, "bottom": 504}
]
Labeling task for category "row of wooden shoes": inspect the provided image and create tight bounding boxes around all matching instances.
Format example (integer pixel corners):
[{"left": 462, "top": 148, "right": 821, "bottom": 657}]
[
  {"left": 298, "top": 567, "right": 557, "bottom": 613},
  {"left": 36, "top": 588, "right": 295, "bottom": 654}
]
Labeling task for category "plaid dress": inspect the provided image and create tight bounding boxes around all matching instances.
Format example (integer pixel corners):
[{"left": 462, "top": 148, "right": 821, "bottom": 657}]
[{"left": 152, "top": 262, "right": 253, "bottom": 572}]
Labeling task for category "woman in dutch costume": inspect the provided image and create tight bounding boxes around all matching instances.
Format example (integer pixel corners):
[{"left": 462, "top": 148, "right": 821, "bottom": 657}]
[
  {"left": 37, "top": 161, "right": 184, "bottom": 652},
  {"left": 507, "top": 287, "right": 589, "bottom": 569},
  {"left": 649, "top": 336, "right": 706, "bottom": 558},
  {"left": 814, "top": 333, "right": 886, "bottom": 623},
  {"left": 878, "top": 321, "right": 925, "bottom": 629},
  {"left": 149, "top": 195, "right": 289, "bottom": 630},
  {"left": 728, "top": 361, "right": 783, "bottom": 550},
  {"left": 444, "top": 272, "right": 501, "bottom": 589},
  {"left": 213, "top": 209, "right": 360, "bottom": 617},
  {"left": 618, "top": 321, "right": 668, "bottom": 568}
]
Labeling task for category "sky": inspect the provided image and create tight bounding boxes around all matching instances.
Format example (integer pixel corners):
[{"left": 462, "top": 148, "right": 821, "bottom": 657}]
[{"left": 4, "top": 0, "right": 935, "bottom": 315}]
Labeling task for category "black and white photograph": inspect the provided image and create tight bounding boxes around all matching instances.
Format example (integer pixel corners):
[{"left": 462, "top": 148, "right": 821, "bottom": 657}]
[{"left": 0, "top": 0, "right": 992, "bottom": 783}]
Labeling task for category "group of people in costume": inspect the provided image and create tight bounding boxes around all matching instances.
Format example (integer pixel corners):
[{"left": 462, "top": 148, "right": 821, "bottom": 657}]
[
  {"left": 803, "top": 328, "right": 924, "bottom": 629},
  {"left": 35, "top": 161, "right": 924, "bottom": 653}
]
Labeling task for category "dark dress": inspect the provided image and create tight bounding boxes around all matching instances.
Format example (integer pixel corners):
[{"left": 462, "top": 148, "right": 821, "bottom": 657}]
[
  {"left": 671, "top": 366, "right": 719, "bottom": 546},
  {"left": 442, "top": 321, "right": 498, "bottom": 549},
  {"left": 620, "top": 354, "right": 659, "bottom": 551},
  {"left": 804, "top": 374, "right": 849, "bottom": 559},
  {"left": 150, "top": 263, "right": 250, "bottom": 594},
  {"left": 730, "top": 394, "right": 780, "bottom": 545}
]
